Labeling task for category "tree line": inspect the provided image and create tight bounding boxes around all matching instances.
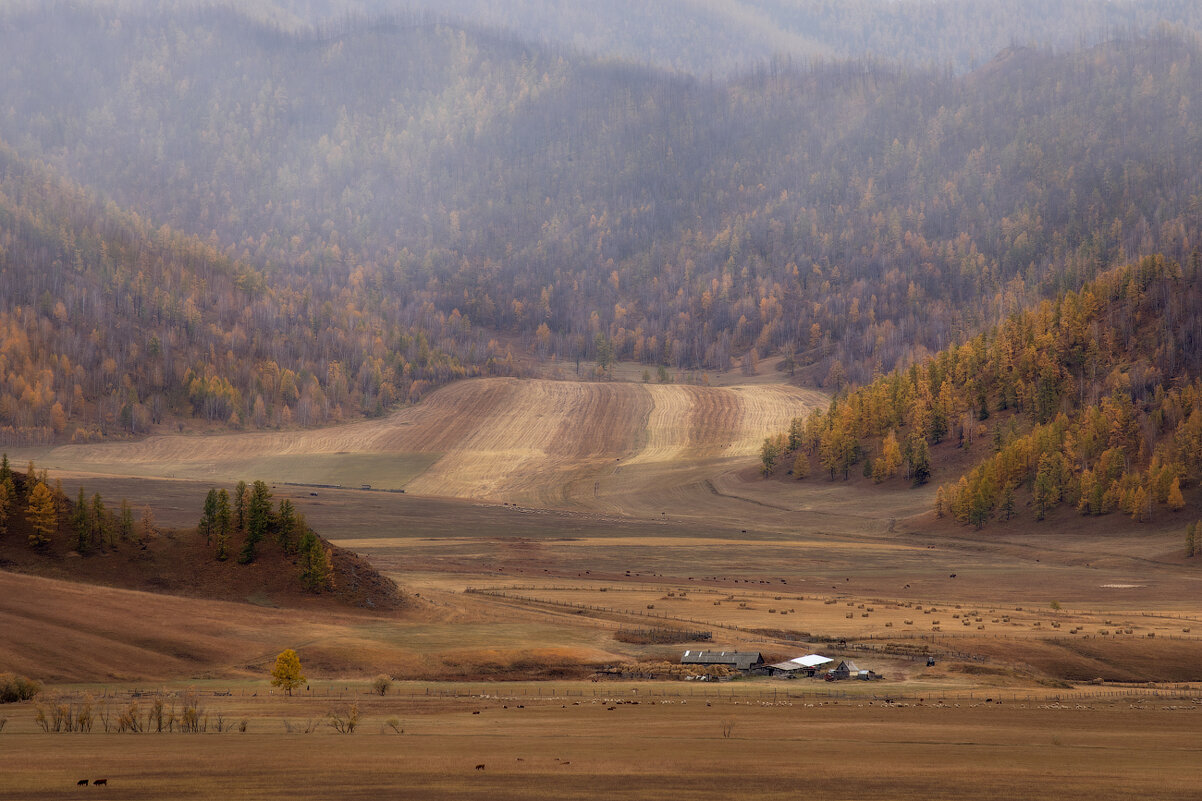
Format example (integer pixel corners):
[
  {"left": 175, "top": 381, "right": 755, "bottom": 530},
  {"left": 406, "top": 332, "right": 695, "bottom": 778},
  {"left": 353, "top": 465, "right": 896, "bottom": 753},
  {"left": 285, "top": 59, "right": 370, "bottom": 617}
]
[
  {"left": 197, "top": 479, "right": 332, "bottom": 591},
  {"left": 0, "top": 455, "right": 333, "bottom": 592},
  {"left": 0, "top": 454, "right": 153, "bottom": 550}
]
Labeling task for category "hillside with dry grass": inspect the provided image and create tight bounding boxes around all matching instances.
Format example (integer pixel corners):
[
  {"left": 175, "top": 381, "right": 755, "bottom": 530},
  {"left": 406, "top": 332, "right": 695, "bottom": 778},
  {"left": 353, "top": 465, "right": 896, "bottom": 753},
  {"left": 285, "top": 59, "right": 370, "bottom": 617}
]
[{"left": 24, "top": 377, "right": 825, "bottom": 509}]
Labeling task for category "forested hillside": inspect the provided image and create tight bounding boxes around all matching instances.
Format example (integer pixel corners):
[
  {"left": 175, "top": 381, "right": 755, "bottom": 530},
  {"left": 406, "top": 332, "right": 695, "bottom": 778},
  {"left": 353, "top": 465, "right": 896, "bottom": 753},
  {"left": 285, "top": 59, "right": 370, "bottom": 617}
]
[
  {"left": 2, "top": 8, "right": 1200, "bottom": 392},
  {"left": 0, "top": 144, "right": 504, "bottom": 445},
  {"left": 1, "top": 6, "right": 1200, "bottom": 444},
  {"left": 771, "top": 255, "right": 1202, "bottom": 528}
]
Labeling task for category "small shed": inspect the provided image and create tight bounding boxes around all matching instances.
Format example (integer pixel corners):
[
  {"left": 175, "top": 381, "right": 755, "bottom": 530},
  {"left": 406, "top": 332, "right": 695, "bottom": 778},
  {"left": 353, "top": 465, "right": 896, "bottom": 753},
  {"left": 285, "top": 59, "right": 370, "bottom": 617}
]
[
  {"left": 681, "top": 650, "right": 764, "bottom": 672},
  {"left": 827, "top": 660, "right": 859, "bottom": 680}
]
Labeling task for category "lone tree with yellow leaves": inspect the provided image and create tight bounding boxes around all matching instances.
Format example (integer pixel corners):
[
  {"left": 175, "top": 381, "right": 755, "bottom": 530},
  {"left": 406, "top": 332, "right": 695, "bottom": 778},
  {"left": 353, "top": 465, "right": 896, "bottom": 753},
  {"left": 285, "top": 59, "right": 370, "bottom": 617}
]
[
  {"left": 270, "top": 649, "right": 305, "bottom": 696},
  {"left": 26, "top": 481, "right": 58, "bottom": 548}
]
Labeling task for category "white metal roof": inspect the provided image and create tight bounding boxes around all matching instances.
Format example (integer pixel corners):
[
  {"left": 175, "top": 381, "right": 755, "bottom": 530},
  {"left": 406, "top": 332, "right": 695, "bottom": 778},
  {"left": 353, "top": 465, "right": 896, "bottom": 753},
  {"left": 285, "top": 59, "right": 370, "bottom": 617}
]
[{"left": 791, "top": 654, "right": 833, "bottom": 668}]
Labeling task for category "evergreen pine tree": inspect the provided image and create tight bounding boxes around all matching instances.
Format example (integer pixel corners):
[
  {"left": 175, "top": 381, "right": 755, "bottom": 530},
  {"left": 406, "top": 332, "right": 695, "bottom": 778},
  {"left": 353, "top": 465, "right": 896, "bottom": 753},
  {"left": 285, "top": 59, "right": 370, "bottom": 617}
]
[
  {"left": 119, "top": 499, "right": 134, "bottom": 542},
  {"left": 239, "top": 480, "right": 273, "bottom": 564},
  {"left": 214, "top": 488, "right": 231, "bottom": 561},
  {"left": 91, "top": 493, "right": 108, "bottom": 548},
  {"left": 276, "top": 498, "right": 297, "bottom": 553},
  {"left": 233, "top": 480, "right": 248, "bottom": 532},
  {"left": 72, "top": 487, "right": 90, "bottom": 553},
  {"left": 199, "top": 488, "right": 218, "bottom": 546},
  {"left": 910, "top": 439, "right": 931, "bottom": 486}
]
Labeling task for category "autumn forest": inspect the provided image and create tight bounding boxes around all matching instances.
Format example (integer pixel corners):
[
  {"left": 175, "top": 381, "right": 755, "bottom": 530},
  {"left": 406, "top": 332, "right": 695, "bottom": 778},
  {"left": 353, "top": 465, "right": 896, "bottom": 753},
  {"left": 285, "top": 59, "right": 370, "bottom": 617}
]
[{"left": 0, "top": 4, "right": 1200, "bottom": 521}]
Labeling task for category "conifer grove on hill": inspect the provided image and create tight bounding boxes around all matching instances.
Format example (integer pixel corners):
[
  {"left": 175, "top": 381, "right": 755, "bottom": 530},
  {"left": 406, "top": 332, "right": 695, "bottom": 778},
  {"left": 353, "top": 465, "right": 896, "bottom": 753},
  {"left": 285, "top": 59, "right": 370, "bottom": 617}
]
[{"left": 771, "top": 255, "right": 1202, "bottom": 527}]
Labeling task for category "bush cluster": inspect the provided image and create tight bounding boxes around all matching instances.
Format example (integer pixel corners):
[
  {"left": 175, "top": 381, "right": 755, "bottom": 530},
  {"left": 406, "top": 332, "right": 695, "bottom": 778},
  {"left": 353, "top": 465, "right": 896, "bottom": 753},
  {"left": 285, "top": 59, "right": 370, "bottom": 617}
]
[{"left": 0, "top": 673, "right": 41, "bottom": 703}]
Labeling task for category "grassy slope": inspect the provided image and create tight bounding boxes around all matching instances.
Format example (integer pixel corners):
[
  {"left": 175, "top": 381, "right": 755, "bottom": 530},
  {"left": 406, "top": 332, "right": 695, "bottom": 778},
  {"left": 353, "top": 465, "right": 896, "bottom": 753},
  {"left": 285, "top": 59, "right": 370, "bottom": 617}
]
[{"left": 23, "top": 377, "right": 826, "bottom": 507}]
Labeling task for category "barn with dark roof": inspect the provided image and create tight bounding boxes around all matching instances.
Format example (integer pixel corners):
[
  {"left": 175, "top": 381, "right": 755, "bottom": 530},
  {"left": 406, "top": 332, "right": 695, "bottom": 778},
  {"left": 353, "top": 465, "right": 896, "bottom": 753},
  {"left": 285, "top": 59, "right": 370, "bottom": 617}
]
[{"left": 680, "top": 650, "right": 764, "bottom": 672}]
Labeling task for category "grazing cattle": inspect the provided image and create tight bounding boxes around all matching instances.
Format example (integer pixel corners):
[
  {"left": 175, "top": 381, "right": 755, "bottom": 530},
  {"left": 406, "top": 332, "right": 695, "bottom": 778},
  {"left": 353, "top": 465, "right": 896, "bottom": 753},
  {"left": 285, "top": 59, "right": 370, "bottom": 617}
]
[
  {"left": 472, "top": 710, "right": 481, "bottom": 715},
  {"left": 475, "top": 764, "right": 485, "bottom": 771},
  {"left": 76, "top": 779, "right": 89, "bottom": 786},
  {"left": 93, "top": 779, "right": 108, "bottom": 786}
]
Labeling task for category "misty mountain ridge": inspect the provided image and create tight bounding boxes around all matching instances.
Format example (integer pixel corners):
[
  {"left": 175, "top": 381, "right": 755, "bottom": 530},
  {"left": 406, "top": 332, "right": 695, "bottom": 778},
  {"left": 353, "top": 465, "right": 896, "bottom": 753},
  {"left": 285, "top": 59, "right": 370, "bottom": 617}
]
[{"left": 42, "top": 0, "right": 1202, "bottom": 76}]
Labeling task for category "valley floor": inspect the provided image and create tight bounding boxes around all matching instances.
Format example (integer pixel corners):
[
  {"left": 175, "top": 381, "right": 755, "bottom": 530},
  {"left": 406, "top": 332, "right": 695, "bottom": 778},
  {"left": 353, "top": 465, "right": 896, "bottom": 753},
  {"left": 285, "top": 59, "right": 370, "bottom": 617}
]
[
  {"left": 4, "top": 374, "right": 1202, "bottom": 796},
  {"left": 2, "top": 685, "right": 1200, "bottom": 801}
]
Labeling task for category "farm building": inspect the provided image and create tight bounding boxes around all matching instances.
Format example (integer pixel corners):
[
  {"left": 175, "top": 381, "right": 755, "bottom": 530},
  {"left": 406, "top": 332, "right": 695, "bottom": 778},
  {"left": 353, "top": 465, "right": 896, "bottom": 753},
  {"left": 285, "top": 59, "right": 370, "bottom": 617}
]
[
  {"left": 765, "top": 654, "right": 834, "bottom": 677},
  {"left": 680, "top": 650, "right": 764, "bottom": 672},
  {"left": 827, "top": 660, "right": 859, "bottom": 680}
]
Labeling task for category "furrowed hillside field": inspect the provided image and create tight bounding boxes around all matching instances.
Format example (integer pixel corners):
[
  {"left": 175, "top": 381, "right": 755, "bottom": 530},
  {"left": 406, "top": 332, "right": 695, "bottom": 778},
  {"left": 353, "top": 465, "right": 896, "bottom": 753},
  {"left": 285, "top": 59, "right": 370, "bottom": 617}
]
[{"left": 26, "top": 377, "right": 825, "bottom": 509}]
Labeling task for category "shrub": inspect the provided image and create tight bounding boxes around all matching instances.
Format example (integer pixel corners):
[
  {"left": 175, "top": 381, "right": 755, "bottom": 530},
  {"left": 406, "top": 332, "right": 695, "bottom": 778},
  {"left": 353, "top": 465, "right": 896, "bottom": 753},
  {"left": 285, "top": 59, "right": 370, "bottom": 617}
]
[
  {"left": 372, "top": 675, "right": 392, "bottom": 696},
  {"left": 328, "top": 702, "right": 359, "bottom": 734},
  {"left": 0, "top": 673, "right": 41, "bottom": 703}
]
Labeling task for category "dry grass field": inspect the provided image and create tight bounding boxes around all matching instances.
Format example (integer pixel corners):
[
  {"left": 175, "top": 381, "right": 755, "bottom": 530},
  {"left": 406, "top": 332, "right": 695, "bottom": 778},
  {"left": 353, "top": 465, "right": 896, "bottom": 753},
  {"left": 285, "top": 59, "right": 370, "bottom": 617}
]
[
  {"left": 24, "top": 377, "right": 824, "bottom": 509},
  {"left": 1, "top": 685, "right": 1200, "bottom": 801},
  {"left": 5, "top": 374, "right": 1202, "bottom": 797}
]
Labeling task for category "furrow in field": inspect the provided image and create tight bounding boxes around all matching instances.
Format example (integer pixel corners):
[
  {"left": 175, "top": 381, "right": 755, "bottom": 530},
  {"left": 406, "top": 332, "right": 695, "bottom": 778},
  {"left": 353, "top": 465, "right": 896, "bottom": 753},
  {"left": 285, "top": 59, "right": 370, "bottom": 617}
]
[{"left": 34, "top": 376, "right": 826, "bottom": 509}]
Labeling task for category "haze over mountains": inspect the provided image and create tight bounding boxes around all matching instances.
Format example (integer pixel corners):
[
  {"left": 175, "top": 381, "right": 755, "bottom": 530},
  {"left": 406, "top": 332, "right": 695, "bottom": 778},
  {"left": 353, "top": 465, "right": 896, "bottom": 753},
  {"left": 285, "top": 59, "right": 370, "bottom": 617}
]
[
  {"left": 124, "top": 0, "right": 1202, "bottom": 75},
  {"left": 0, "top": 2, "right": 1199, "bottom": 447}
]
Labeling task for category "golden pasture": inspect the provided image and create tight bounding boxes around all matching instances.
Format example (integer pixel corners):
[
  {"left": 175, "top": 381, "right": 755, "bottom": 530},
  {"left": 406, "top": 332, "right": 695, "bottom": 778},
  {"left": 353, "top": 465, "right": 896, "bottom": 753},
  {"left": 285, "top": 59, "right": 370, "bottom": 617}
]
[
  {"left": 28, "top": 377, "right": 825, "bottom": 510},
  {"left": 5, "top": 374, "right": 1202, "bottom": 801},
  {"left": 2, "top": 686, "right": 1200, "bottom": 801}
]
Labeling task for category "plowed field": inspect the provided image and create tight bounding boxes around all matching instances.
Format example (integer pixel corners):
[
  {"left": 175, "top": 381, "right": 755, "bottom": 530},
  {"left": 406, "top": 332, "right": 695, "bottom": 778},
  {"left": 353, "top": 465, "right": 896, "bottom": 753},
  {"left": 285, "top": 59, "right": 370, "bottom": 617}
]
[{"left": 34, "top": 378, "right": 824, "bottom": 509}]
